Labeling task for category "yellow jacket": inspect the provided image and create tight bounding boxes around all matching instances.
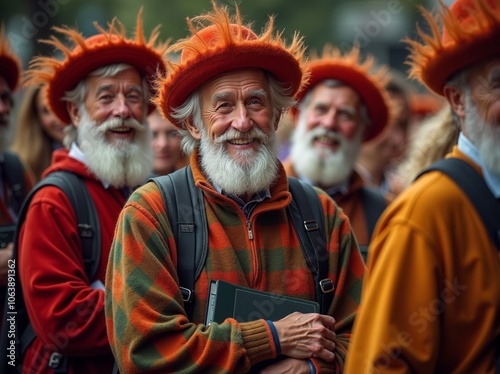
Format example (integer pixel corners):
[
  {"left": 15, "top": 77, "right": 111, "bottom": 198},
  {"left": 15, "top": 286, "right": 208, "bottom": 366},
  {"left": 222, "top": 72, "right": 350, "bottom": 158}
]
[{"left": 345, "top": 147, "right": 500, "bottom": 373}]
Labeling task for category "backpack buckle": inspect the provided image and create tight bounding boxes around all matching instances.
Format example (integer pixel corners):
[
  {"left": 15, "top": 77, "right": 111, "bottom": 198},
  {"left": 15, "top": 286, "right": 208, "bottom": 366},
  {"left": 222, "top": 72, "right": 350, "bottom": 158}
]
[
  {"left": 303, "top": 220, "right": 319, "bottom": 232},
  {"left": 319, "top": 278, "right": 334, "bottom": 294},
  {"left": 78, "top": 223, "right": 93, "bottom": 238},
  {"left": 48, "top": 352, "right": 63, "bottom": 368},
  {"left": 180, "top": 287, "right": 193, "bottom": 302}
]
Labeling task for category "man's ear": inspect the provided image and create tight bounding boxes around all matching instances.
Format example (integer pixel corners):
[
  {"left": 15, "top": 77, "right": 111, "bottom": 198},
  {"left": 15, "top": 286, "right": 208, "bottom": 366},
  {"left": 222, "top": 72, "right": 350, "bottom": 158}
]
[
  {"left": 66, "top": 102, "right": 81, "bottom": 127},
  {"left": 185, "top": 117, "right": 202, "bottom": 140},
  {"left": 443, "top": 85, "right": 466, "bottom": 122}
]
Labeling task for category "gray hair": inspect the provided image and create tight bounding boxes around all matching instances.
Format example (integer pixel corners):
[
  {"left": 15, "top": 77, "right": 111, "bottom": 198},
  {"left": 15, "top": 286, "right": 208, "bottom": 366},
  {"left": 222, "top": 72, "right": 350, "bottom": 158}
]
[
  {"left": 297, "top": 79, "right": 371, "bottom": 128},
  {"left": 61, "top": 63, "right": 151, "bottom": 148},
  {"left": 171, "top": 71, "right": 296, "bottom": 155}
]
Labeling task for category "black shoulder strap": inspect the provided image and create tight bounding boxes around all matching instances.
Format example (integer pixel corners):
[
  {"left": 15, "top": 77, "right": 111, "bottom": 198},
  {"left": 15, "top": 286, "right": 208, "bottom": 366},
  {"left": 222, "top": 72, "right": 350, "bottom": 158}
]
[
  {"left": 0, "top": 170, "right": 101, "bottom": 374},
  {"left": 358, "top": 187, "right": 386, "bottom": 260},
  {"left": 416, "top": 158, "right": 500, "bottom": 250},
  {"left": 287, "top": 177, "right": 333, "bottom": 315},
  {"left": 150, "top": 166, "right": 207, "bottom": 319},
  {"left": 3, "top": 151, "right": 27, "bottom": 215}
]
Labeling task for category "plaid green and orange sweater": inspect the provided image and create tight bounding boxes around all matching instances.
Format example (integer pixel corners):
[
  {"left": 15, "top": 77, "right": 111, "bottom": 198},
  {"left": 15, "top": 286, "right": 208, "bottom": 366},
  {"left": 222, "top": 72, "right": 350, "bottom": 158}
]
[{"left": 105, "top": 151, "right": 365, "bottom": 373}]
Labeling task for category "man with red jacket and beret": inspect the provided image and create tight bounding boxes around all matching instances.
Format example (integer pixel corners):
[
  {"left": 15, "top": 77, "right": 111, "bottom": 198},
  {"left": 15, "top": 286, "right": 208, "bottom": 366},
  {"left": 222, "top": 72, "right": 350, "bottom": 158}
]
[{"left": 13, "top": 12, "right": 167, "bottom": 374}]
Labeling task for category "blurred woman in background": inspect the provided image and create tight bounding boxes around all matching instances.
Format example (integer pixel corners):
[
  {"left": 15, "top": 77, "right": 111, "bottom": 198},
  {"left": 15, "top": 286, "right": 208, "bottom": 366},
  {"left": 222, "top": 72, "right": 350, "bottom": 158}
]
[{"left": 11, "top": 85, "right": 65, "bottom": 181}]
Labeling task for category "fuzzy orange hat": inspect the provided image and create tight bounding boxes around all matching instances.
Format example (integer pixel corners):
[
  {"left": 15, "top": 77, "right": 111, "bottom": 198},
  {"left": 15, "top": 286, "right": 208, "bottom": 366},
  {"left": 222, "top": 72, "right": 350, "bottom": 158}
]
[
  {"left": 154, "top": 0, "right": 308, "bottom": 127},
  {"left": 292, "top": 45, "right": 391, "bottom": 142},
  {"left": 24, "top": 10, "right": 168, "bottom": 125},
  {"left": 406, "top": 0, "right": 500, "bottom": 95},
  {"left": 0, "top": 24, "right": 22, "bottom": 91}
]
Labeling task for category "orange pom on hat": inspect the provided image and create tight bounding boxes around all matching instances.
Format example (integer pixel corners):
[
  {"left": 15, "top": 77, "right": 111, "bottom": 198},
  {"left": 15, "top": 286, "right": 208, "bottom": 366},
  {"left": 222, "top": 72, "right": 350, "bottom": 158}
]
[
  {"left": 154, "top": 0, "right": 308, "bottom": 127},
  {"left": 406, "top": 0, "right": 500, "bottom": 96},
  {"left": 292, "top": 45, "right": 391, "bottom": 143},
  {"left": 25, "top": 9, "right": 168, "bottom": 125},
  {"left": 0, "top": 24, "right": 22, "bottom": 91}
]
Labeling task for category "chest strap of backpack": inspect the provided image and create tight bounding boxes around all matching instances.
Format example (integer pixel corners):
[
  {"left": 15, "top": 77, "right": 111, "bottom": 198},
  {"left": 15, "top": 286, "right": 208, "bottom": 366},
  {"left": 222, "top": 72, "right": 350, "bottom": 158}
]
[{"left": 287, "top": 177, "right": 333, "bottom": 314}]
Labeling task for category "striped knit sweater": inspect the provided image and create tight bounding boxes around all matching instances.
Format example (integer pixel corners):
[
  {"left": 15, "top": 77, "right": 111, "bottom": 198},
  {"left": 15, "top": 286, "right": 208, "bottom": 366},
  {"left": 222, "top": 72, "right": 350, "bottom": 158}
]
[{"left": 105, "top": 151, "right": 365, "bottom": 373}]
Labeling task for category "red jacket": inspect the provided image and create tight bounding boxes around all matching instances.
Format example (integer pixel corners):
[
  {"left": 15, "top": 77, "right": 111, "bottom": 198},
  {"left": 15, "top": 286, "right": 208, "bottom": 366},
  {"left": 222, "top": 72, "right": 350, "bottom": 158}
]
[{"left": 18, "top": 149, "right": 127, "bottom": 374}]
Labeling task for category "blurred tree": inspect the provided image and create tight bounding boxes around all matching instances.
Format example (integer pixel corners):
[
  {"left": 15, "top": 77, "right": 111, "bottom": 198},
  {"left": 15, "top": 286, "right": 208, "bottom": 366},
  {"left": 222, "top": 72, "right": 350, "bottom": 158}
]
[{"left": 1, "top": 0, "right": 433, "bottom": 79}]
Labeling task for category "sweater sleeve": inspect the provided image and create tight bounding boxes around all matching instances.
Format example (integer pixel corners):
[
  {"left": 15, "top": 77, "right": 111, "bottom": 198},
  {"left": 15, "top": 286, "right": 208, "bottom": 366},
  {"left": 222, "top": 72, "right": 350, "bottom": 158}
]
[{"left": 105, "top": 183, "right": 276, "bottom": 373}]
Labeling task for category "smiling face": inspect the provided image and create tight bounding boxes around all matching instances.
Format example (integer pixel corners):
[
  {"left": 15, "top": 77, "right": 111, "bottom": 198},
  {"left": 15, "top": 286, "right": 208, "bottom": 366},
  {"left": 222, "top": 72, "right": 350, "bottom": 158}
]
[
  {"left": 69, "top": 67, "right": 146, "bottom": 145},
  {"left": 303, "top": 83, "right": 364, "bottom": 152},
  {"left": 64, "top": 66, "right": 153, "bottom": 187},
  {"left": 186, "top": 68, "right": 280, "bottom": 199},
  {"left": 189, "top": 68, "right": 276, "bottom": 162},
  {"left": 290, "top": 81, "right": 367, "bottom": 187}
]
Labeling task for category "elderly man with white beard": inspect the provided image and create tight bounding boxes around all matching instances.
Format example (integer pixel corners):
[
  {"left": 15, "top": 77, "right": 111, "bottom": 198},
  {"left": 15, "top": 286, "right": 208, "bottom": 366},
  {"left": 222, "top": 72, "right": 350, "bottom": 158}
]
[
  {"left": 283, "top": 46, "right": 392, "bottom": 261},
  {"left": 345, "top": 0, "right": 500, "bottom": 372},
  {"left": 106, "top": 3, "right": 366, "bottom": 373},
  {"left": 11, "top": 13, "right": 167, "bottom": 374}
]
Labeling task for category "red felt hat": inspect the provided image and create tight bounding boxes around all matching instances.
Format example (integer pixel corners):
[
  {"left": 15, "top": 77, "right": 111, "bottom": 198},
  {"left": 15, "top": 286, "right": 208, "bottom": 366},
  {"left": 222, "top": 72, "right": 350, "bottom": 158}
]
[
  {"left": 0, "top": 24, "right": 22, "bottom": 91},
  {"left": 24, "top": 10, "right": 168, "bottom": 125},
  {"left": 291, "top": 45, "right": 391, "bottom": 142},
  {"left": 154, "top": 1, "right": 308, "bottom": 127},
  {"left": 406, "top": 0, "right": 500, "bottom": 96}
]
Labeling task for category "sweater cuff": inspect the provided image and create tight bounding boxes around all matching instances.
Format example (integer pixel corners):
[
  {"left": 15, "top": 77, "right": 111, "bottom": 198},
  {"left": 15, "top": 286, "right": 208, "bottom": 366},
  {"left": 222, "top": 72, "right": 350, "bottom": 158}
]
[{"left": 240, "top": 320, "right": 275, "bottom": 364}]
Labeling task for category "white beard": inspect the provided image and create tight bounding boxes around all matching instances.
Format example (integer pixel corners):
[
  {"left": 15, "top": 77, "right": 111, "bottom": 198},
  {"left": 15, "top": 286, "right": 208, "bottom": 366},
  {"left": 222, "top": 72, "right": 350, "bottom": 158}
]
[
  {"left": 464, "top": 94, "right": 500, "bottom": 175},
  {"left": 199, "top": 125, "right": 279, "bottom": 196},
  {"left": 77, "top": 108, "right": 153, "bottom": 188},
  {"left": 290, "top": 115, "right": 363, "bottom": 186}
]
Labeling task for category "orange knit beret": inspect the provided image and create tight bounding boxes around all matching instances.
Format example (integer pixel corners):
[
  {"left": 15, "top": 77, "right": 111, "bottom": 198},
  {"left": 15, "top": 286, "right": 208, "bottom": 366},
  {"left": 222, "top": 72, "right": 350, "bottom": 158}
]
[
  {"left": 24, "top": 10, "right": 168, "bottom": 124},
  {"left": 406, "top": 0, "right": 500, "bottom": 95},
  {"left": 154, "top": 0, "right": 308, "bottom": 127},
  {"left": 292, "top": 45, "right": 391, "bottom": 142}
]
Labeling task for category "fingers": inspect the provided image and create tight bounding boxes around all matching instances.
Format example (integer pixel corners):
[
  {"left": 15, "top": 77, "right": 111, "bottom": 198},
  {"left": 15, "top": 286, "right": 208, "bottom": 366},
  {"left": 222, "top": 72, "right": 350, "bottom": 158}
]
[{"left": 273, "top": 312, "right": 337, "bottom": 361}]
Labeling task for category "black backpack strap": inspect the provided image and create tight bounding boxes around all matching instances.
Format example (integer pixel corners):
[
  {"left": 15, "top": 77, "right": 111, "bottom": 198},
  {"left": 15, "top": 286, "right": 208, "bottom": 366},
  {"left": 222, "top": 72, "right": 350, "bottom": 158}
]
[
  {"left": 2, "top": 151, "right": 27, "bottom": 215},
  {"left": 43, "top": 171, "right": 101, "bottom": 280},
  {"left": 150, "top": 166, "right": 208, "bottom": 320},
  {"left": 287, "top": 177, "right": 333, "bottom": 315},
  {"left": 416, "top": 158, "right": 500, "bottom": 250},
  {"left": 358, "top": 187, "right": 386, "bottom": 260},
  {"left": 0, "top": 170, "right": 100, "bottom": 374}
]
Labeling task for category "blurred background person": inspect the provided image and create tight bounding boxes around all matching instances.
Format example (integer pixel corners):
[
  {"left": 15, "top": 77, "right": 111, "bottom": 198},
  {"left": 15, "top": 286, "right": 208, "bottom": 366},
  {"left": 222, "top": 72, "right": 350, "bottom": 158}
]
[
  {"left": 0, "top": 23, "right": 35, "bottom": 333},
  {"left": 283, "top": 45, "right": 391, "bottom": 260},
  {"left": 11, "top": 85, "right": 66, "bottom": 182},
  {"left": 148, "top": 108, "right": 187, "bottom": 176},
  {"left": 355, "top": 71, "right": 413, "bottom": 201},
  {"left": 392, "top": 103, "right": 458, "bottom": 195}
]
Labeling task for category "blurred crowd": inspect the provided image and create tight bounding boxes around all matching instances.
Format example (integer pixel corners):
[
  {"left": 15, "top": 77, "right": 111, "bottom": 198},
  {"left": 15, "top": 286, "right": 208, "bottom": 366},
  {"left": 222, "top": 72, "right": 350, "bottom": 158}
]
[{"left": 0, "top": 0, "right": 498, "bottom": 373}]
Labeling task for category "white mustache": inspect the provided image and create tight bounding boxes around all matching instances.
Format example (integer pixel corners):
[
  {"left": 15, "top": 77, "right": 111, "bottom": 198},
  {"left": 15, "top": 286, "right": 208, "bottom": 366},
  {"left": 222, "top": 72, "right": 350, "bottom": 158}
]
[
  {"left": 215, "top": 127, "right": 267, "bottom": 144},
  {"left": 99, "top": 117, "right": 145, "bottom": 133}
]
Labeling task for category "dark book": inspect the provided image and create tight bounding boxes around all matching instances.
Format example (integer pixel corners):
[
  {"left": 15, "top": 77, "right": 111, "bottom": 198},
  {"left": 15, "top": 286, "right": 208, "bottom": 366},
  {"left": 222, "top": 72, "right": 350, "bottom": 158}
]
[{"left": 205, "top": 280, "right": 319, "bottom": 326}]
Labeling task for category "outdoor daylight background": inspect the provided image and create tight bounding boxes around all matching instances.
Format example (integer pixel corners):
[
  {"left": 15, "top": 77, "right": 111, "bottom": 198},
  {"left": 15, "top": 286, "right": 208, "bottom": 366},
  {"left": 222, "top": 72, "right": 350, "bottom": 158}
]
[{"left": 1, "top": 0, "right": 455, "bottom": 96}]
